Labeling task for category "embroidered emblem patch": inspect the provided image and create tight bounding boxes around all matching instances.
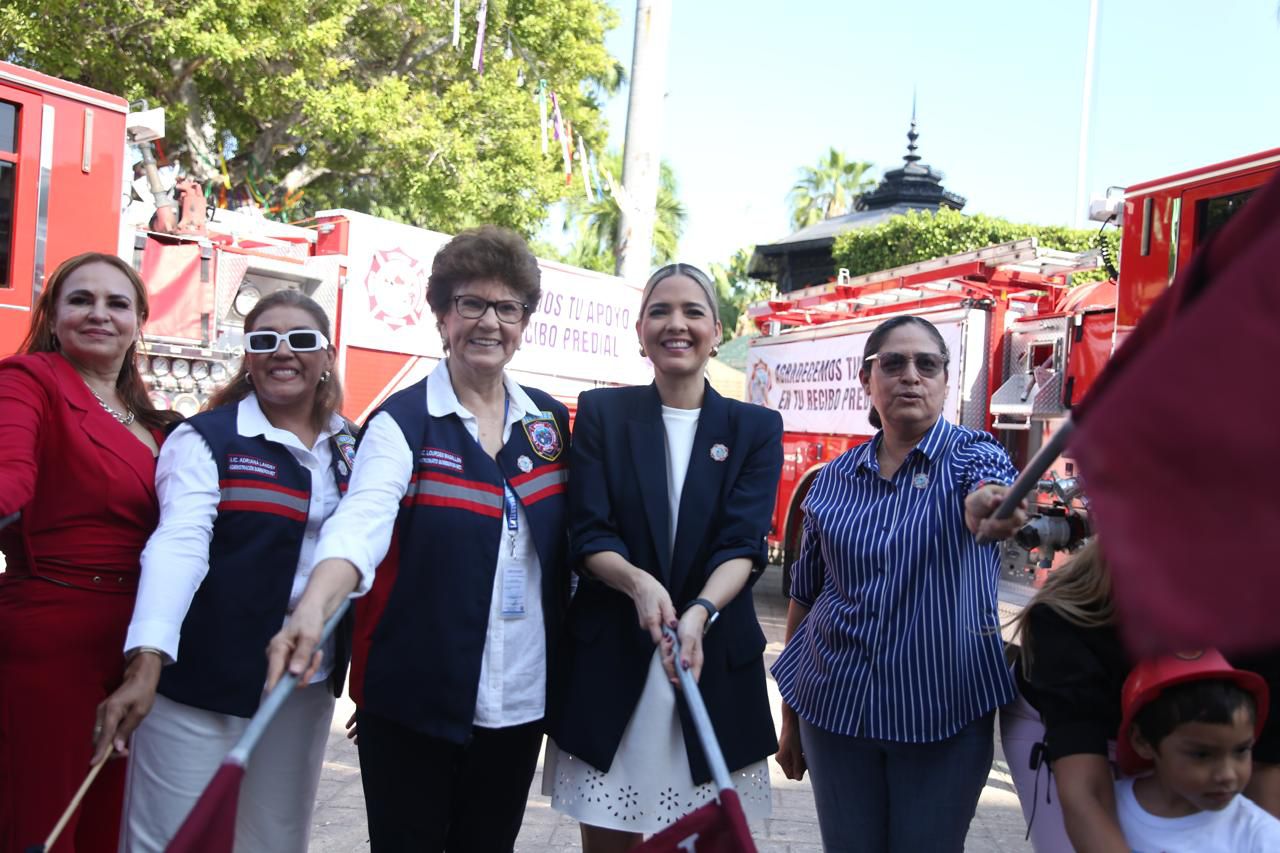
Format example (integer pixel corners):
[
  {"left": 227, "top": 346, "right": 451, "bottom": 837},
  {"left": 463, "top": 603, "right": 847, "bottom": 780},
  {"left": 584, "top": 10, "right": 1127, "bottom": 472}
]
[
  {"left": 912, "top": 473, "right": 929, "bottom": 490},
  {"left": 522, "top": 415, "right": 563, "bottom": 461},
  {"left": 710, "top": 443, "right": 729, "bottom": 462},
  {"left": 420, "top": 447, "right": 464, "bottom": 472},
  {"left": 517, "top": 455, "right": 534, "bottom": 473},
  {"left": 335, "top": 433, "right": 357, "bottom": 469}
]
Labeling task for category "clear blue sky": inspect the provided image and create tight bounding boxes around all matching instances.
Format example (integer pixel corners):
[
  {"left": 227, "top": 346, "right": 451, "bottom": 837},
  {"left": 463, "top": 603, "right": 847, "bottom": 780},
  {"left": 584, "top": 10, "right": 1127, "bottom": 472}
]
[{"left": 589, "top": 0, "right": 1280, "bottom": 272}]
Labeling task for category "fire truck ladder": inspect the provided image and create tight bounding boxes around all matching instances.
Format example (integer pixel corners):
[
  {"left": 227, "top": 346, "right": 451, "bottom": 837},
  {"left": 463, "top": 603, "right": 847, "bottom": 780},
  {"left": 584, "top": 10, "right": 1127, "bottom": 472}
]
[{"left": 749, "top": 238, "right": 1101, "bottom": 332}]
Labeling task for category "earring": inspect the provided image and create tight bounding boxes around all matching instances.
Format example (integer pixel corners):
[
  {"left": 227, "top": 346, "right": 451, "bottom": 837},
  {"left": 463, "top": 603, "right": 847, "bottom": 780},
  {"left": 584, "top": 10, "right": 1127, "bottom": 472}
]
[
  {"left": 639, "top": 347, "right": 647, "bottom": 358},
  {"left": 50, "top": 332, "right": 60, "bottom": 351},
  {"left": 710, "top": 346, "right": 720, "bottom": 357},
  {"left": 320, "top": 370, "right": 331, "bottom": 384}
]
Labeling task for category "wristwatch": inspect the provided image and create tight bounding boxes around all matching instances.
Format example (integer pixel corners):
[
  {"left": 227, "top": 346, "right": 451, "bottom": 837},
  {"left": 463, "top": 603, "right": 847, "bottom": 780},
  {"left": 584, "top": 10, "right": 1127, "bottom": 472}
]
[{"left": 685, "top": 598, "right": 720, "bottom": 633}]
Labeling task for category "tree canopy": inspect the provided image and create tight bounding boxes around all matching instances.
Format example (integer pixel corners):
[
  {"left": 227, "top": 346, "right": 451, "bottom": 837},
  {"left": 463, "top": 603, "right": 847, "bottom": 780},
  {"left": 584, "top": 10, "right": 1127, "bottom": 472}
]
[
  {"left": 832, "top": 207, "right": 1119, "bottom": 283},
  {"left": 0, "top": 0, "right": 621, "bottom": 235},
  {"left": 788, "top": 148, "right": 876, "bottom": 231}
]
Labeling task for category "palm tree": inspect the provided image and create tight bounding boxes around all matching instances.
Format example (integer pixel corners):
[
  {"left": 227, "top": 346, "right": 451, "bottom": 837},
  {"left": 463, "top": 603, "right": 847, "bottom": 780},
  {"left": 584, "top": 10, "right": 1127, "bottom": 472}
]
[
  {"left": 788, "top": 149, "right": 876, "bottom": 231},
  {"left": 562, "top": 150, "right": 686, "bottom": 272}
]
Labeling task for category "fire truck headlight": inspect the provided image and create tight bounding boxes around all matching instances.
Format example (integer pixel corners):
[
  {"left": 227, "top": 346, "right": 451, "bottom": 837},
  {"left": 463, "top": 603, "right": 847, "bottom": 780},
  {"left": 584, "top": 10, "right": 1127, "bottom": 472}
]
[
  {"left": 171, "top": 393, "right": 201, "bottom": 418},
  {"left": 171, "top": 358, "right": 190, "bottom": 379},
  {"left": 191, "top": 361, "right": 210, "bottom": 381},
  {"left": 233, "top": 285, "right": 261, "bottom": 317},
  {"left": 151, "top": 356, "right": 171, "bottom": 377}
]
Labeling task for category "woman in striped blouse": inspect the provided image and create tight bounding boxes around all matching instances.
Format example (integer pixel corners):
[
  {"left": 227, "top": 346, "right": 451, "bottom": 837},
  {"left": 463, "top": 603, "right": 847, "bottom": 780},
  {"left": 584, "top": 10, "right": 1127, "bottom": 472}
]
[{"left": 771, "top": 314, "right": 1026, "bottom": 853}]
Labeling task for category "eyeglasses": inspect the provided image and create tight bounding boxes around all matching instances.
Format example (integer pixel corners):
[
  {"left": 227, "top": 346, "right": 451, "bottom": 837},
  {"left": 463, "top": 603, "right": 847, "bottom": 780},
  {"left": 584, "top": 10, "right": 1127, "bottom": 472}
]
[
  {"left": 866, "top": 351, "right": 947, "bottom": 378},
  {"left": 453, "top": 295, "right": 529, "bottom": 324},
  {"left": 244, "top": 329, "right": 330, "bottom": 354}
]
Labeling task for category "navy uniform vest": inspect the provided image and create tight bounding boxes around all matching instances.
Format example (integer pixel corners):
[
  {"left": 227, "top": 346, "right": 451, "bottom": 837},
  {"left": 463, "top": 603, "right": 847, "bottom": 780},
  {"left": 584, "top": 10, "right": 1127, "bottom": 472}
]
[
  {"left": 158, "top": 403, "right": 356, "bottom": 718},
  {"left": 351, "top": 374, "right": 571, "bottom": 743}
]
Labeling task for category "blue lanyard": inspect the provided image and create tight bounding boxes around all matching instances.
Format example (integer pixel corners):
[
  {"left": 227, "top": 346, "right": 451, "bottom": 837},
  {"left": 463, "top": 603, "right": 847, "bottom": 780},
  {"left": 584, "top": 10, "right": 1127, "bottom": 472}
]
[{"left": 477, "top": 393, "right": 520, "bottom": 541}]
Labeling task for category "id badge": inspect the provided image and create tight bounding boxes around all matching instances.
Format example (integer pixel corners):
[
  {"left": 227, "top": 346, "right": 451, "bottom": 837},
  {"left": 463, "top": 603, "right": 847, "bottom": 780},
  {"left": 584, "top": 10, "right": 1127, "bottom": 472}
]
[{"left": 501, "top": 563, "right": 527, "bottom": 618}]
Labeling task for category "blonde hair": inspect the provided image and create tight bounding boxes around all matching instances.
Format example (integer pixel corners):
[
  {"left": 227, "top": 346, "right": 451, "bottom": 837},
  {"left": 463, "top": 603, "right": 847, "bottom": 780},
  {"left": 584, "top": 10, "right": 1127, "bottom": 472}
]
[{"left": 1010, "top": 538, "right": 1113, "bottom": 674}]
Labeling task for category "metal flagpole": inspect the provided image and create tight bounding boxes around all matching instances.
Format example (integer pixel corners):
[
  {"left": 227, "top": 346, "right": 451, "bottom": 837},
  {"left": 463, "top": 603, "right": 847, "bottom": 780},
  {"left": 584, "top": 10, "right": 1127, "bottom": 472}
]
[
  {"left": 226, "top": 600, "right": 350, "bottom": 766},
  {"left": 662, "top": 626, "right": 735, "bottom": 792}
]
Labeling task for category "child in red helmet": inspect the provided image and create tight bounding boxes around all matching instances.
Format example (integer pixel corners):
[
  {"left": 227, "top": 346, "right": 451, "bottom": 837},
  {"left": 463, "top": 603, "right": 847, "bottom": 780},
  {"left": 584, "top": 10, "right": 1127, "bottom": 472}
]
[{"left": 1116, "top": 649, "right": 1280, "bottom": 851}]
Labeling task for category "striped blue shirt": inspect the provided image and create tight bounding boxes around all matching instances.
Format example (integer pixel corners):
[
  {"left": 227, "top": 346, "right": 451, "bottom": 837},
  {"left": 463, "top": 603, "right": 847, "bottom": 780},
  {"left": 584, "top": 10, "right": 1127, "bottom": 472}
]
[{"left": 771, "top": 417, "right": 1017, "bottom": 742}]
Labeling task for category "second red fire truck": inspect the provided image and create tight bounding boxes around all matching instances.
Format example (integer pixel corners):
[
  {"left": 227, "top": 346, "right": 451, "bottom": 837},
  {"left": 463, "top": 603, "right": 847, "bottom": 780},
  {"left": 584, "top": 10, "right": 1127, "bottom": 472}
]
[{"left": 746, "top": 146, "right": 1280, "bottom": 593}]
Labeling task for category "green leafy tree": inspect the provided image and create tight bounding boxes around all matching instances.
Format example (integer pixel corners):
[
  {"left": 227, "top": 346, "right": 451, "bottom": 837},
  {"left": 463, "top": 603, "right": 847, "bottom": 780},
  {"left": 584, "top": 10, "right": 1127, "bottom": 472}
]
[
  {"left": 560, "top": 150, "right": 686, "bottom": 273},
  {"left": 0, "top": 0, "right": 620, "bottom": 234},
  {"left": 788, "top": 149, "right": 876, "bottom": 231},
  {"left": 831, "top": 208, "right": 1120, "bottom": 283},
  {"left": 709, "top": 247, "right": 774, "bottom": 341}
]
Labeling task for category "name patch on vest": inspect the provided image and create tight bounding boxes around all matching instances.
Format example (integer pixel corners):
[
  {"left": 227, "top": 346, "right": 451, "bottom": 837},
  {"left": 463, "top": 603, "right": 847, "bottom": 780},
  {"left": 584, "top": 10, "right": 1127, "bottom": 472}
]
[
  {"left": 420, "top": 447, "right": 464, "bottom": 472},
  {"left": 227, "top": 454, "right": 279, "bottom": 478},
  {"left": 522, "top": 412, "right": 563, "bottom": 461}
]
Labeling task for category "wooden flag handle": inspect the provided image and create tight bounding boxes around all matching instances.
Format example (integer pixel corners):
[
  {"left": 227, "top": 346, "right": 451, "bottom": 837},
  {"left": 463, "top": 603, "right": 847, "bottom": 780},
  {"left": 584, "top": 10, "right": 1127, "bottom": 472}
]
[{"left": 42, "top": 748, "right": 113, "bottom": 850}]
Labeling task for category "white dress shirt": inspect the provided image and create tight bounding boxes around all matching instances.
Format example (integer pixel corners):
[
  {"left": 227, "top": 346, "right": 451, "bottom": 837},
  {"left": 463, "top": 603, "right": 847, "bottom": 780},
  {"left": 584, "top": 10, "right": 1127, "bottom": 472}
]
[
  {"left": 312, "top": 360, "right": 548, "bottom": 727},
  {"left": 125, "top": 394, "right": 344, "bottom": 683}
]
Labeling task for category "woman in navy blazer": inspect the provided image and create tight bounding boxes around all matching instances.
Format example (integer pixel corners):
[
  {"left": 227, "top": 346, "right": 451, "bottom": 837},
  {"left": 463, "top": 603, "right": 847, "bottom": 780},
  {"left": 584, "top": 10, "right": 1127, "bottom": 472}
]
[
  {"left": 0, "top": 253, "right": 179, "bottom": 852},
  {"left": 546, "top": 263, "right": 782, "bottom": 850}
]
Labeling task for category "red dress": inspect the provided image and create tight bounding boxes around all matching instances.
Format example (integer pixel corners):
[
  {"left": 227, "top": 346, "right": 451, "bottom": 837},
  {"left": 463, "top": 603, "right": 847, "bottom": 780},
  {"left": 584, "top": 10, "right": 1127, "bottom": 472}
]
[{"left": 0, "top": 352, "right": 161, "bottom": 853}]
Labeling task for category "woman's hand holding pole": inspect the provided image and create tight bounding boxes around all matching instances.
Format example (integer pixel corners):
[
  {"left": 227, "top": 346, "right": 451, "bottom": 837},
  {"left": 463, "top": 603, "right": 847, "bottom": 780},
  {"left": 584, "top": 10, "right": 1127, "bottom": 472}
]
[
  {"left": 265, "top": 558, "right": 360, "bottom": 691},
  {"left": 92, "top": 650, "right": 162, "bottom": 762},
  {"left": 583, "top": 551, "right": 677, "bottom": 645}
]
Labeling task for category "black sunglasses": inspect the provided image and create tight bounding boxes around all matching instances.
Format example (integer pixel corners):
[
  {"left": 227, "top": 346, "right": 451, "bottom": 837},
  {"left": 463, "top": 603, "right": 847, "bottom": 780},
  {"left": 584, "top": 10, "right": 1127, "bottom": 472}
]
[{"left": 866, "top": 351, "right": 947, "bottom": 378}]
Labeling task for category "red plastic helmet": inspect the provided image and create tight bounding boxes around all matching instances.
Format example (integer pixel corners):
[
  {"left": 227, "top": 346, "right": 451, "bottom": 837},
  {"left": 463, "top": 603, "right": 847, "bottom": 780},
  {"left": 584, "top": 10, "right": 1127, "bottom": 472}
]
[{"left": 1117, "top": 649, "right": 1269, "bottom": 775}]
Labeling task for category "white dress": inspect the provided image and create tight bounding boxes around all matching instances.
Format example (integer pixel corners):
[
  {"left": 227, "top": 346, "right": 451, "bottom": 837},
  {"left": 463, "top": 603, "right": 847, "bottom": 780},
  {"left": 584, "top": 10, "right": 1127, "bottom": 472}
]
[{"left": 544, "top": 406, "right": 773, "bottom": 833}]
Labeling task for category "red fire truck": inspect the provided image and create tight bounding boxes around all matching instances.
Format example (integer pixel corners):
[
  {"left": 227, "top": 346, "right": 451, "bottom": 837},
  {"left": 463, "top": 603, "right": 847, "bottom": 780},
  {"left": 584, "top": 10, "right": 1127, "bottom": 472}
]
[
  {"left": 0, "top": 61, "right": 647, "bottom": 416},
  {"left": 747, "top": 146, "right": 1280, "bottom": 594}
]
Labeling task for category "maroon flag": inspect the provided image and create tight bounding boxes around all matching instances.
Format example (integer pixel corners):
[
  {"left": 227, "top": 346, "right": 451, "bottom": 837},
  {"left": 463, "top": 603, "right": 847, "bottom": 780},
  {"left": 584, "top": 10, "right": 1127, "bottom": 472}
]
[
  {"left": 1070, "top": 168, "right": 1280, "bottom": 653},
  {"left": 164, "top": 764, "right": 243, "bottom": 853},
  {"left": 633, "top": 789, "right": 757, "bottom": 853}
]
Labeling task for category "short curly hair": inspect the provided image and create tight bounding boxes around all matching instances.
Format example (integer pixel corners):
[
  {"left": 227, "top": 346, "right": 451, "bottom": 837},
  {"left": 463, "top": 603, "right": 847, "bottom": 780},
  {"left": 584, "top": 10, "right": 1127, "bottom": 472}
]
[{"left": 426, "top": 225, "right": 542, "bottom": 319}]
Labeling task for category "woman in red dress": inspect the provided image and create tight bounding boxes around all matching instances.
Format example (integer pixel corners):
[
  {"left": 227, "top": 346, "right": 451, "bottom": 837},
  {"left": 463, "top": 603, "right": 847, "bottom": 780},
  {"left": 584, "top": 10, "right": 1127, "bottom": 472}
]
[{"left": 0, "top": 252, "right": 179, "bottom": 853}]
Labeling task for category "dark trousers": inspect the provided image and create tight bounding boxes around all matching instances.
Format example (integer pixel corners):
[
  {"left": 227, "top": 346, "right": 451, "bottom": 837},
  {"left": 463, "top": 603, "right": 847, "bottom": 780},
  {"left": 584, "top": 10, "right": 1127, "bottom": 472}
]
[
  {"left": 799, "top": 711, "right": 995, "bottom": 853},
  {"left": 356, "top": 709, "right": 544, "bottom": 853}
]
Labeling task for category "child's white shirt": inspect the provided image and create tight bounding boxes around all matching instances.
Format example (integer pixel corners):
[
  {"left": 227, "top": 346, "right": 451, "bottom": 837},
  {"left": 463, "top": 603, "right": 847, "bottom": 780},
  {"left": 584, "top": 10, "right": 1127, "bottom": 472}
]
[{"left": 1116, "top": 777, "right": 1280, "bottom": 852}]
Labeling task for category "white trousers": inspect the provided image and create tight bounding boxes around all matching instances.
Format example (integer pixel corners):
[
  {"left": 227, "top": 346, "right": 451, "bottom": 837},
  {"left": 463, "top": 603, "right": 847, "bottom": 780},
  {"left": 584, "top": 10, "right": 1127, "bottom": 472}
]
[{"left": 119, "top": 684, "right": 335, "bottom": 853}]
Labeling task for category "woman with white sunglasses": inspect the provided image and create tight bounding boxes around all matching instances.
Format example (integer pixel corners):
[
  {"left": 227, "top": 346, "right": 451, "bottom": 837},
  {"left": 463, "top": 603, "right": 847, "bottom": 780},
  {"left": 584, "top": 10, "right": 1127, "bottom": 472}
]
[{"left": 98, "top": 290, "right": 357, "bottom": 853}]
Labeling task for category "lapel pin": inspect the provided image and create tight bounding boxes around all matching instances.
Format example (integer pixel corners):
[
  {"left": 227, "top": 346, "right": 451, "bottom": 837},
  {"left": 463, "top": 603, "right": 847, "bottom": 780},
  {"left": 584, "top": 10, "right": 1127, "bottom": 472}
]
[
  {"left": 517, "top": 455, "right": 534, "bottom": 473},
  {"left": 912, "top": 472, "right": 929, "bottom": 490},
  {"left": 710, "top": 443, "right": 729, "bottom": 462}
]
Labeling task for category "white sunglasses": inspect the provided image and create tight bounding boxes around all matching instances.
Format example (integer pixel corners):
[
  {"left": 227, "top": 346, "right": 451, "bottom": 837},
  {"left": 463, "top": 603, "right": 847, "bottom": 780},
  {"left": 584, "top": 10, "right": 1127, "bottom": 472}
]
[{"left": 244, "top": 329, "right": 330, "bottom": 354}]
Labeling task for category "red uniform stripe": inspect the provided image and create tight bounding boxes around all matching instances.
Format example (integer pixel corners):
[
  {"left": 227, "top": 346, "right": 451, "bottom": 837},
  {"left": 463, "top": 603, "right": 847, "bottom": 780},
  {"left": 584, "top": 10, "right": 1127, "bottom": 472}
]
[
  {"left": 217, "top": 500, "right": 308, "bottom": 523},
  {"left": 218, "top": 478, "right": 310, "bottom": 500}
]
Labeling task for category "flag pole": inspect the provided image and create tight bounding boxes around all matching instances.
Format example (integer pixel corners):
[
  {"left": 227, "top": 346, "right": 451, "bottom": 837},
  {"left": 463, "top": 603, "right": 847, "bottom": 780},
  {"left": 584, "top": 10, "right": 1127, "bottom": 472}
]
[
  {"left": 226, "top": 601, "right": 349, "bottom": 767},
  {"left": 993, "top": 416, "right": 1075, "bottom": 521},
  {"left": 0, "top": 511, "right": 19, "bottom": 532},
  {"left": 662, "top": 626, "right": 735, "bottom": 792}
]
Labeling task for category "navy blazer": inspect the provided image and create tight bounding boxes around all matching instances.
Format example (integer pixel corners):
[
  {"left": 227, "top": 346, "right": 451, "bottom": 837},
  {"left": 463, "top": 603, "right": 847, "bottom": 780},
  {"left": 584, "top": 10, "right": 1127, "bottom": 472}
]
[{"left": 548, "top": 382, "right": 783, "bottom": 785}]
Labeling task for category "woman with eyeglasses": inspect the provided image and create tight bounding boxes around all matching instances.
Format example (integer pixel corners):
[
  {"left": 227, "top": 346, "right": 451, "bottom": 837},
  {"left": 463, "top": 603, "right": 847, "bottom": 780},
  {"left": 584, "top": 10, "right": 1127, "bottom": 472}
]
[
  {"left": 267, "top": 226, "right": 571, "bottom": 851},
  {"left": 96, "top": 289, "right": 356, "bottom": 852},
  {"left": 771, "top": 314, "right": 1027, "bottom": 852}
]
